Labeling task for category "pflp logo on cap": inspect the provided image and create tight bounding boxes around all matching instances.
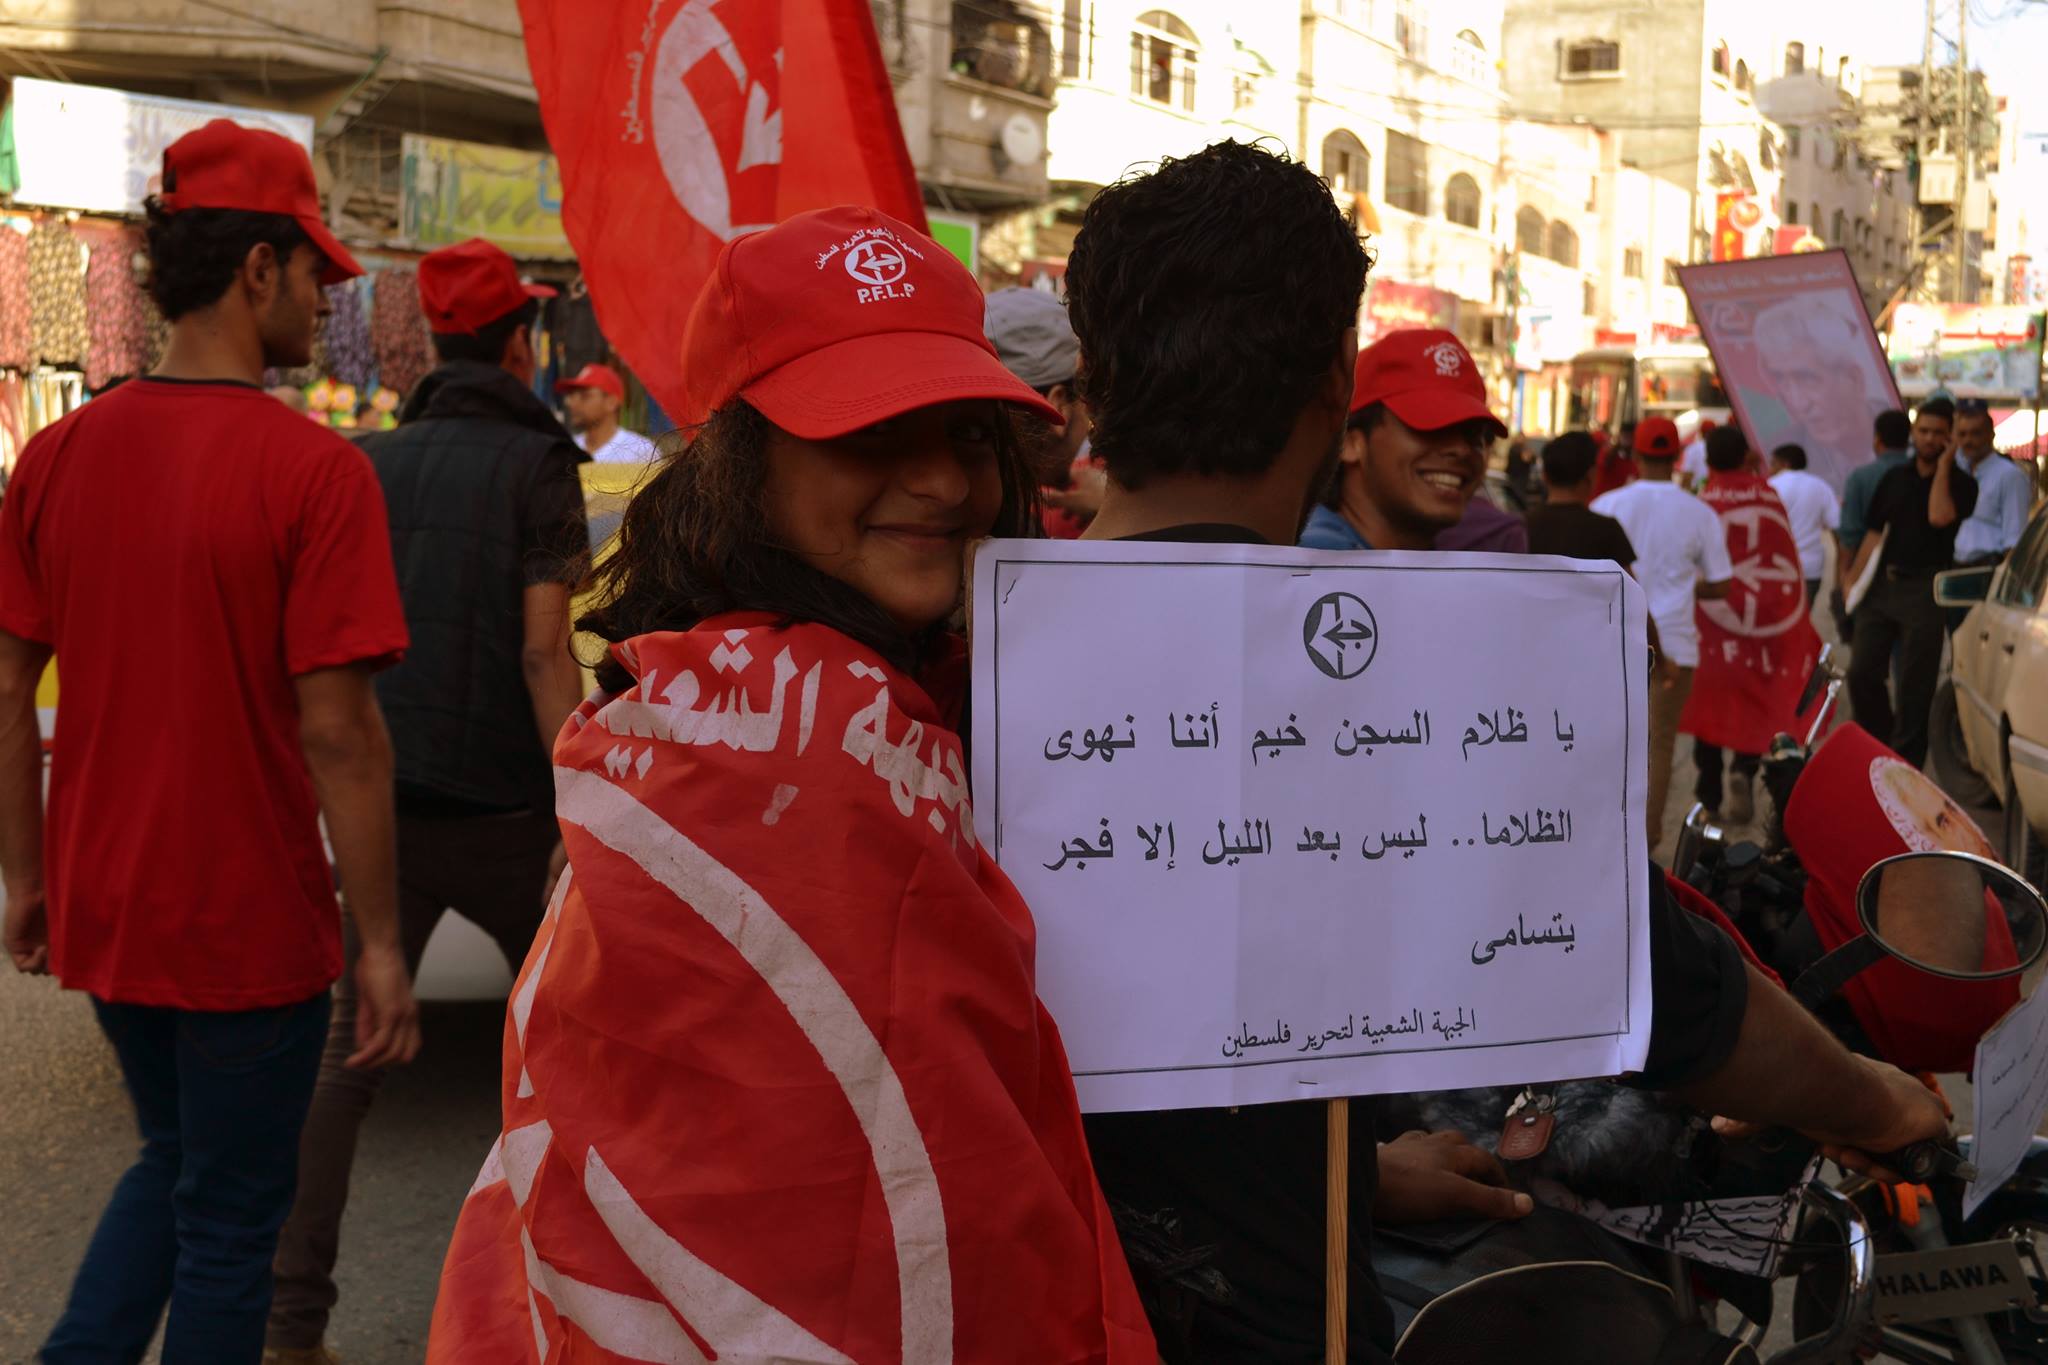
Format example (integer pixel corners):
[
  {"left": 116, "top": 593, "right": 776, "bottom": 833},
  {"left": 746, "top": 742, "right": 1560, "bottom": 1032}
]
[
  {"left": 815, "top": 225, "right": 925, "bottom": 305},
  {"left": 1424, "top": 341, "right": 1464, "bottom": 377}
]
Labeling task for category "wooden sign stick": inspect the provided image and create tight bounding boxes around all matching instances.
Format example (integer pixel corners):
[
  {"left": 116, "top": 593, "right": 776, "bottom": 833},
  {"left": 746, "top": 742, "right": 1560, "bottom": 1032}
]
[{"left": 1326, "top": 1096, "right": 1349, "bottom": 1365}]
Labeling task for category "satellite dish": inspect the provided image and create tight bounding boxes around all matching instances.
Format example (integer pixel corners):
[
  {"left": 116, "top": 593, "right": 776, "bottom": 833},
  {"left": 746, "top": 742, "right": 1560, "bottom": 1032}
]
[{"left": 1000, "top": 113, "right": 1044, "bottom": 168}]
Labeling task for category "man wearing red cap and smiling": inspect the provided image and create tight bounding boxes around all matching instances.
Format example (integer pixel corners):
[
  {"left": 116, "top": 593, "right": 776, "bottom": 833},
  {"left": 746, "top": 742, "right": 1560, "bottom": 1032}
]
[
  {"left": 556, "top": 361, "right": 657, "bottom": 462},
  {"left": 266, "top": 236, "right": 590, "bottom": 1361},
  {"left": 1299, "top": 329, "right": 1519, "bottom": 552},
  {"left": 0, "top": 120, "right": 419, "bottom": 1362}
]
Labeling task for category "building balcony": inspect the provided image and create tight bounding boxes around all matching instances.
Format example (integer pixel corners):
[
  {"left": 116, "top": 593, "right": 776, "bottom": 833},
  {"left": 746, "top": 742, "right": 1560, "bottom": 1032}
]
[{"left": 924, "top": 71, "right": 1052, "bottom": 207}]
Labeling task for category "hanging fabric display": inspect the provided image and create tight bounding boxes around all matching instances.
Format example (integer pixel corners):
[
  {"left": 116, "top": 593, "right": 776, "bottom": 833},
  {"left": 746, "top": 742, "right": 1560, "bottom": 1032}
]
[
  {"left": 324, "top": 277, "right": 374, "bottom": 390},
  {"left": 0, "top": 224, "right": 30, "bottom": 372},
  {"left": 83, "top": 226, "right": 154, "bottom": 391},
  {"left": 28, "top": 219, "right": 88, "bottom": 369},
  {"left": 370, "top": 268, "right": 433, "bottom": 398}
]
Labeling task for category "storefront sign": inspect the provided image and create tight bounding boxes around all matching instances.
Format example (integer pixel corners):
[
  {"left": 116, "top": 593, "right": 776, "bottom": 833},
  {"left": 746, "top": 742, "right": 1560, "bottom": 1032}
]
[
  {"left": 401, "top": 133, "right": 574, "bottom": 260},
  {"left": 4, "top": 78, "right": 314, "bottom": 216},
  {"left": 1888, "top": 303, "right": 2044, "bottom": 401},
  {"left": 1361, "top": 280, "right": 1460, "bottom": 345}
]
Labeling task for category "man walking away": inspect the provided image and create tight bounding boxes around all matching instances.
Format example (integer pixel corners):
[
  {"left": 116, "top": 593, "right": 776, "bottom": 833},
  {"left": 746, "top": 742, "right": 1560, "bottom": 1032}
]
[
  {"left": 1688, "top": 428, "right": 1822, "bottom": 826},
  {"left": 1952, "top": 398, "right": 2031, "bottom": 566},
  {"left": 1528, "top": 431, "right": 1637, "bottom": 564},
  {"left": 557, "top": 361, "right": 656, "bottom": 462},
  {"left": 1299, "top": 329, "right": 1507, "bottom": 552},
  {"left": 1845, "top": 398, "right": 1976, "bottom": 769},
  {"left": 267, "top": 238, "right": 589, "bottom": 1363},
  {"left": 1591, "top": 416, "right": 1733, "bottom": 848},
  {"left": 1835, "top": 409, "right": 1913, "bottom": 636},
  {"left": 985, "top": 285, "right": 1102, "bottom": 538},
  {"left": 0, "top": 121, "right": 419, "bottom": 1365},
  {"left": 1768, "top": 443, "right": 1840, "bottom": 606}
]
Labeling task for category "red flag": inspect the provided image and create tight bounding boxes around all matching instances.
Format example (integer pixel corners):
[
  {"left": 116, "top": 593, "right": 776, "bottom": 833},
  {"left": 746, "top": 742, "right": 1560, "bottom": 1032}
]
[
  {"left": 1680, "top": 472, "right": 1822, "bottom": 753},
  {"left": 520, "top": 0, "right": 929, "bottom": 423},
  {"left": 428, "top": 614, "right": 1154, "bottom": 1364}
]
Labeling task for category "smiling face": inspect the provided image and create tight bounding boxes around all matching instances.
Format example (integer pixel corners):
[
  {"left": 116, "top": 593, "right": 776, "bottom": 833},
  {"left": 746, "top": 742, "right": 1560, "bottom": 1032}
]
[
  {"left": 764, "top": 400, "right": 1006, "bottom": 632},
  {"left": 1343, "top": 409, "right": 1490, "bottom": 546}
]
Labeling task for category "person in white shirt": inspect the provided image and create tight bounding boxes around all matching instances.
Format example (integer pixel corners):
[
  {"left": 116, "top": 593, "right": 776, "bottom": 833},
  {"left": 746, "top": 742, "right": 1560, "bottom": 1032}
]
[
  {"left": 1677, "top": 418, "right": 1716, "bottom": 491},
  {"left": 1591, "top": 415, "right": 1735, "bottom": 849},
  {"left": 1767, "top": 442, "right": 1840, "bottom": 605},
  {"left": 1951, "top": 398, "right": 2033, "bottom": 565},
  {"left": 556, "top": 362, "right": 658, "bottom": 462}
]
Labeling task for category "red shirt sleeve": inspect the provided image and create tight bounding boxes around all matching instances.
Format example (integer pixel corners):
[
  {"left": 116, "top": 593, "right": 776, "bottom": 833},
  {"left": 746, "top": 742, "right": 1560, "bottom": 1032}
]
[
  {"left": 0, "top": 447, "right": 52, "bottom": 644},
  {"left": 285, "top": 450, "right": 409, "bottom": 676}
]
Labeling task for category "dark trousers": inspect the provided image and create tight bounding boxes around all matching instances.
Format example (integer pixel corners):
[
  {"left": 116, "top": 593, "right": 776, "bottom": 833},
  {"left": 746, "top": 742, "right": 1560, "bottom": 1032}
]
[
  {"left": 1693, "top": 742, "right": 1761, "bottom": 812},
  {"left": 42, "top": 994, "right": 331, "bottom": 1365},
  {"left": 1848, "top": 570, "right": 1947, "bottom": 770},
  {"left": 267, "top": 808, "right": 556, "bottom": 1351}
]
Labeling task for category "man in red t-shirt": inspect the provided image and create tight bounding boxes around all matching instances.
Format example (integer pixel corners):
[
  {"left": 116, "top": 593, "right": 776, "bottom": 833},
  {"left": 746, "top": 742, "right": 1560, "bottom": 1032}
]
[{"left": 0, "top": 121, "right": 420, "bottom": 1363}]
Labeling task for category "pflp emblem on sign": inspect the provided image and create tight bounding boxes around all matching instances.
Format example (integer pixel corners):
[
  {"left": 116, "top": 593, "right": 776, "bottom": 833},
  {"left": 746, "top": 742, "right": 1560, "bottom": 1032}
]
[{"left": 1303, "top": 591, "right": 1379, "bottom": 679}]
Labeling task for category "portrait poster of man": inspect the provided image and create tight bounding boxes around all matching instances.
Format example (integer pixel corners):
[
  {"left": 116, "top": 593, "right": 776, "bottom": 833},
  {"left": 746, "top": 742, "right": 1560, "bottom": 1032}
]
[{"left": 1676, "top": 251, "right": 1902, "bottom": 496}]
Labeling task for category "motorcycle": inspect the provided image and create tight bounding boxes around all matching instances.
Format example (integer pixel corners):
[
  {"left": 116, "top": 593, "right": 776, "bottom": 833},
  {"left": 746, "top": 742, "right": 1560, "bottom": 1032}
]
[{"left": 1377, "top": 650, "right": 2048, "bottom": 1363}]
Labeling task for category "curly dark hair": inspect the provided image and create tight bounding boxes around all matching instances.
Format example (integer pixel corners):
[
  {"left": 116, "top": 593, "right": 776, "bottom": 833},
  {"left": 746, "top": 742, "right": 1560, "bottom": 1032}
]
[
  {"left": 431, "top": 298, "right": 542, "bottom": 366},
  {"left": 576, "top": 400, "right": 1042, "bottom": 693},
  {"left": 1064, "top": 139, "right": 1371, "bottom": 490},
  {"left": 141, "top": 199, "right": 311, "bottom": 321}
]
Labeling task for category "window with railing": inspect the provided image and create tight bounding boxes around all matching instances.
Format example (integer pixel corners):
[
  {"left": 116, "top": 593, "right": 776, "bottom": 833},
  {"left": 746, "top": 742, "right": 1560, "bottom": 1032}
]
[
  {"left": 1322, "top": 129, "right": 1371, "bottom": 198},
  {"left": 1547, "top": 221, "right": 1580, "bottom": 268},
  {"left": 1560, "top": 39, "right": 1619, "bottom": 79},
  {"left": 1624, "top": 245, "right": 1645, "bottom": 278},
  {"left": 1392, "top": 0, "right": 1427, "bottom": 60},
  {"left": 1131, "top": 10, "right": 1198, "bottom": 110},
  {"left": 1444, "top": 172, "right": 1481, "bottom": 228},
  {"left": 1060, "top": 0, "right": 1090, "bottom": 78},
  {"left": 1450, "top": 27, "right": 1492, "bottom": 86},
  {"left": 1385, "top": 131, "right": 1428, "bottom": 214}
]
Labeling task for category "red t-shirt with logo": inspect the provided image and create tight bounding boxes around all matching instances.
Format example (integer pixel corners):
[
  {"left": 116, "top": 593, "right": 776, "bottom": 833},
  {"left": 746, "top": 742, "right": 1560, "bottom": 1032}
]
[{"left": 0, "top": 378, "right": 409, "bottom": 1009}]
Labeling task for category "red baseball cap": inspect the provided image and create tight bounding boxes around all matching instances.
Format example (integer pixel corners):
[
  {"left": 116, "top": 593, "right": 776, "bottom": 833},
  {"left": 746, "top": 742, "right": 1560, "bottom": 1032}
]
[
  {"left": 556, "top": 363, "right": 625, "bottom": 400},
  {"left": 1350, "top": 329, "right": 1506, "bottom": 437},
  {"left": 680, "top": 206, "right": 1062, "bottom": 438},
  {"left": 418, "top": 238, "right": 558, "bottom": 336},
  {"left": 158, "top": 120, "right": 363, "bottom": 286},
  {"left": 1633, "top": 416, "right": 1684, "bottom": 458}
]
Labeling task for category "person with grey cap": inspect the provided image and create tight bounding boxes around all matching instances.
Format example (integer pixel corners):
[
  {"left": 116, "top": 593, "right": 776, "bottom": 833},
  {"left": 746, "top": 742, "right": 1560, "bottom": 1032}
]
[{"left": 984, "top": 285, "right": 1101, "bottom": 536}]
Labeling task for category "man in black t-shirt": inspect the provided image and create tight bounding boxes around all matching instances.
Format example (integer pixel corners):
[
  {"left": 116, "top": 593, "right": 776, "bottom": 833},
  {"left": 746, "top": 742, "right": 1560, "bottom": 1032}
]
[
  {"left": 1527, "top": 431, "right": 1638, "bottom": 565},
  {"left": 1062, "top": 139, "right": 1949, "bottom": 1364},
  {"left": 1846, "top": 397, "right": 1977, "bottom": 769}
]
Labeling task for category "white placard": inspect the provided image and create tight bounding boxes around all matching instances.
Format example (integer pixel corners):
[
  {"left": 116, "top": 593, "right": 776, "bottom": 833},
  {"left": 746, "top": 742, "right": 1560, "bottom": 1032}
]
[
  {"left": 971, "top": 540, "right": 1654, "bottom": 1113},
  {"left": 1966, "top": 979, "right": 2048, "bottom": 1217}
]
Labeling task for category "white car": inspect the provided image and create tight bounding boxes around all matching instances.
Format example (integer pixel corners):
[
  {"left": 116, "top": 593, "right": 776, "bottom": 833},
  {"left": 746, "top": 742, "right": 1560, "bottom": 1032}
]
[{"left": 1937, "top": 501, "right": 2048, "bottom": 885}]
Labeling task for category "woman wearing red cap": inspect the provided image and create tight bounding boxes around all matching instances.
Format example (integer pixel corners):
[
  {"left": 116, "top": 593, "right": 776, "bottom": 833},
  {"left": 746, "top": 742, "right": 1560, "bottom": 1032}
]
[{"left": 427, "top": 207, "right": 1153, "bottom": 1363}]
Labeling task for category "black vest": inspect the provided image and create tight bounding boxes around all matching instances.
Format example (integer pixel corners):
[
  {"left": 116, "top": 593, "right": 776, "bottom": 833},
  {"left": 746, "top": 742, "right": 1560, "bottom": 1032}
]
[{"left": 362, "top": 362, "right": 587, "bottom": 813}]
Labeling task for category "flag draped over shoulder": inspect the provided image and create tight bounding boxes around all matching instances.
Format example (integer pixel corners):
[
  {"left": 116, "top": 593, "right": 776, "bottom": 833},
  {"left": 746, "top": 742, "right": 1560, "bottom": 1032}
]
[
  {"left": 428, "top": 613, "right": 1154, "bottom": 1364},
  {"left": 1680, "top": 472, "right": 1822, "bottom": 754},
  {"left": 519, "top": 0, "right": 928, "bottom": 423}
]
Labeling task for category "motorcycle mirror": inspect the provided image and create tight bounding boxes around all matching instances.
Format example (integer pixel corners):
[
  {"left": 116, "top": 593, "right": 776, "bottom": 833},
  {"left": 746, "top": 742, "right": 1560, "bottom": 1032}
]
[
  {"left": 1857, "top": 851, "right": 2048, "bottom": 980},
  {"left": 1673, "top": 803, "right": 1726, "bottom": 883},
  {"left": 1792, "top": 852, "right": 2048, "bottom": 1009}
]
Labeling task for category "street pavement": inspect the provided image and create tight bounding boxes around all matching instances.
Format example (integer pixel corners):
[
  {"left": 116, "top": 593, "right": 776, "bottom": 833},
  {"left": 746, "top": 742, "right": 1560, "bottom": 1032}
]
[{"left": 0, "top": 578, "right": 2019, "bottom": 1362}]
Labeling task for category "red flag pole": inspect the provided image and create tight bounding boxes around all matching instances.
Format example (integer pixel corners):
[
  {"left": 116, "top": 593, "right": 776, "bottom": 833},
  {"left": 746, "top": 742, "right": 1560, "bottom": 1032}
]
[{"left": 1326, "top": 1097, "right": 1349, "bottom": 1365}]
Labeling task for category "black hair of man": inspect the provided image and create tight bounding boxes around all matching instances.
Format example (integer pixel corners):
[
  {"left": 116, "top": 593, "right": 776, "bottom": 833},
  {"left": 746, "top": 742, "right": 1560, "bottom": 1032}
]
[
  {"left": 1539, "top": 431, "right": 1599, "bottom": 487},
  {"left": 1705, "top": 424, "right": 1750, "bottom": 472},
  {"left": 1314, "top": 402, "right": 1389, "bottom": 510},
  {"left": 430, "top": 298, "right": 542, "bottom": 367},
  {"left": 1918, "top": 396, "right": 1956, "bottom": 427},
  {"left": 1874, "top": 409, "right": 1912, "bottom": 449},
  {"left": 1772, "top": 443, "right": 1808, "bottom": 470},
  {"left": 1064, "top": 139, "right": 1371, "bottom": 490},
  {"left": 141, "top": 200, "right": 312, "bottom": 322}
]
